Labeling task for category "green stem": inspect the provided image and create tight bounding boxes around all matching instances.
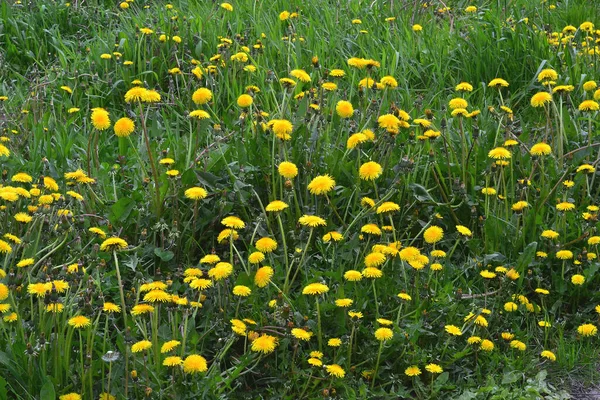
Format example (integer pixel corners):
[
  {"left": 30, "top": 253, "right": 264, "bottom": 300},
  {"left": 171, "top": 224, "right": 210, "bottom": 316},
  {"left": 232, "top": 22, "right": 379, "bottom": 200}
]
[
  {"left": 316, "top": 297, "right": 323, "bottom": 352},
  {"left": 372, "top": 341, "right": 384, "bottom": 389}
]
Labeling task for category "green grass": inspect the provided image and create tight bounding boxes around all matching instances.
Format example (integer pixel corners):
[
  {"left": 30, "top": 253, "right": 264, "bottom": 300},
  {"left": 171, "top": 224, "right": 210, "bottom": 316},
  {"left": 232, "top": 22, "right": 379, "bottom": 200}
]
[{"left": 0, "top": 0, "right": 598, "bottom": 398}]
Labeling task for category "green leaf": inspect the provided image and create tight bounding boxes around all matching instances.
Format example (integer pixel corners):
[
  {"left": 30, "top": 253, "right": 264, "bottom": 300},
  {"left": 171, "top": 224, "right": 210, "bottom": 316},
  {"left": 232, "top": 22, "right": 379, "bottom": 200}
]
[
  {"left": 434, "top": 372, "right": 449, "bottom": 389},
  {"left": 501, "top": 370, "right": 521, "bottom": 385},
  {"left": 516, "top": 241, "right": 537, "bottom": 272},
  {"left": 454, "top": 389, "right": 478, "bottom": 400},
  {"left": 409, "top": 183, "right": 436, "bottom": 203},
  {"left": 109, "top": 197, "right": 135, "bottom": 224},
  {"left": 40, "top": 378, "right": 55, "bottom": 400},
  {"left": 0, "top": 376, "right": 6, "bottom": 400},
  {"left": 154, "top": 248, "right": 174, "bottom": 262}
]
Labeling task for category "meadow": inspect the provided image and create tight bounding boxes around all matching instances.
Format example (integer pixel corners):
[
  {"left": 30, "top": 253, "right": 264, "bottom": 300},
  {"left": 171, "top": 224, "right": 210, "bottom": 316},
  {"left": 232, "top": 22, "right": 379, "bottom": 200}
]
[{"left": 0, "top": 0, "right": 599, "bottom": 398}]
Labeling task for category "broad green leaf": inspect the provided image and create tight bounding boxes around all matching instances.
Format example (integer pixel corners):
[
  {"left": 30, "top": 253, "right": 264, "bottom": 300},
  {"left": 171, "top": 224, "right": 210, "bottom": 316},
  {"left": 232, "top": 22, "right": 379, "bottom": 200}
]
[
  {"left": 154, "top": 248, "right": 174, "bottom": 262},
  {"left": 40, "top": 378, "right": 55, "bottom": 400}
]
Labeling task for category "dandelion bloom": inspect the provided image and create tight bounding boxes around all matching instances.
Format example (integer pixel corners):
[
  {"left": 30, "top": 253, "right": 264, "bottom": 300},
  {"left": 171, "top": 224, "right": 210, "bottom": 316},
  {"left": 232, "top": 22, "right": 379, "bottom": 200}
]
[
  {"left": 425, "top": 363, "right": 443, "bottom": 373},
  {"left": 344, "top": 270, "right": 363, "bottom": 281},
  {"left": 456, "top": 225, "right": 472, "bottom": 237},
  {"left": 184, "top": 187, "right": 208, "bottom": 200},
  {"left": 423, "top": 226, "right": 444, "bottom": 244},
  {"left": 254, "top": 266, "right": 274, "bottom": 288},
  {"left": 541, "top": 230, "right": 559, "bottom": 239},
  {"left": 91, "top": 108, "right": 111, "bottom": 130},
  {"left": 511, "top": 201, "right": 529, "bottom": 212},
  {"left": 510, "top": 340, "right": 527, "bottom": 351},
  {"left": 405, "top": 366, "right": 422, "bottom": 376},
  {"left": 255, "top": 237, "right": 277, "bottom": 253},
  {"left": 232, "top": 285, "right": 252, "bottom": 297},
  {"left": 113, "top": 117, "right": 135, "bottom": 137},
  {"left": 100, "top": 302, "right": 120, "bottom": 313},
  {"left": 380, "top": 76, "right": 398, "bottom": 88},
  {"left": 291, "top": 328, "right": 313, "bottom": 341},
  {"left": 68, "top": 315, "right": 91, "bottom": 329},
  {"left": 504, "top": 302, "right": 518, "bottom": 312},
  {"left": 308, "top": 358, "right": 322, "bottom": 367},
  {"left": 488, "top": 78, "right": 509, "bottom": 88},
  {"left": 231, "top": 319, "right": 247, "bottom": 336},
  {"left": 183, "top": 354, "right": 208, "bottom": 373},
  {"left": 359, "top": 161, "right": 383, "bottom": 180},
  {"left": 220, "top": 2, "right": 233, "bottom": 11},
  {"left": 556, "top": 250, "right": 573, "bottom": 260},
  {"left": 362, "top": 267, "right": 383, "bottom": 278},
  {"left": 571, "top": 274, "right": 585, "bottom": 285},
  {"left": 335, "top": 298, "right": 353, "bottom": 307},
  {"left": 530, "top": 92, "right": 552, "bottom": 107},
  {"left": 308, "top": 175, "right": 335, "bottom": 195},
  {"left": 237, "top": 94, "right": 253, "bottom": 108},
  {"left": 290, "top": 69, "right": 311, "bottom": 82},
  {"left": 480, "top": 339, "right": 494, "bottom": 351},
  {"left": 131, "top": 340, "right": 152, "bottom": 353},
  {"left": 374, "top": 327, "right": 393, "bottom": 341},
  {"left": 378, "top": 114, "right": 401, "bottom": 130},
  {"left": 541, "top": 350, "right": 556, "bottom": 361},
  {"left": 265, "top": 200, "right": 288, "bottom": 212},
  {"left": 398, "top": 293, "right": 412, "bottom": 301},
  {"left": 0, "top": 284, "right": 9, "bottom": 301},
  {"left": 251, "top": 334, "right": 278, "bottom": 354},
  {"left": 322, "top": 231, "right": 343, "bottom": 243},
  {"left": 221, "top": 216, "right": 245, "bottom": 229},
  {"left": 328, "top": 338, "right": 342, "bottom": 347},
  {"left": 278, "top": 161, "right": 298, "bottom": 178},
  {"left": 325, "top": 364, "right": 345, "bottom": 378},
  {"left": 488, "top": 147, "right": 511, "bottom": 159},
  {"left": 449, "top": 98, "right": 468, "bottom": 109},
  {"left": 577, "top": 324, "right": 597, "bottom": 337},
  {"left": 481, "top": 187, "right": 497, "bottom": 195},
  {"left": 577, "top": 164, "right": 595, "bottom": 174},
  {"left": 530, "top": 142, "right": 551, "bottom": 156},
  {"left": 208, "top": 262, "right": 233, "bottom": 281},
  {"left": 16, "top": 258, "right": 34, "bottom": 268},
  {"left": 376, "top": 201, "right": 400, "bottom": 214},
  {"left": 506, "top": 269, "right": 520, "bottom": 280},
  {"left": 189, "top": 110, "right": 210, "bottom": 120},
  {"left": 455, "top": 82, "right": 473, "bottom": 91},
  {"left": 131, "top": 304, "right": 155, "bottom": 315},
  {"left": 298, "top": 215, "right": 326, "bottom": 227},
  {"left": 14, "top": 212, "right": 32, "bottom": 223},
  {"left": 302, "top": 283, "right": 329, "bottom": 295},
  {"left": 59, "top": 394, "right": 81, "bottom": 400},
  {"left": 579, "top": 100, "right": 599, "bottom": 112},
  {"left": 336, "top": 100, "right": 354, "bottom": 118},
  {"left": 538, "top": 69, "right": 558, "bottom": 82},
  {"left": 248, "top": 252, "right": 265, "bottom": 264},
  {"left": 192, "top": 88, "right": 212, "bottom": 105},
  {"left": 268, "top": 119, "right": 293, "bottom": 140},
  {"left": 556, "top": 202, "right": 575, "bottom": 212},
  {"left": 163, "top": 356, "right": 183, "bottom": 367},
  {"left": 347, "top": 133, "right": 368, "bottom": 149},
  {"left": 467, "top": 336, "right": 482, "bottom": 344},
  {"left": 100, "top": 237, "right": 128, "bottom": 251},
  {"left": 444, "top": 325, "right": 462, "bottom": 336},
  {"left": 364, "top": 252, "right": 386, "bottom": 268},
  {"left": 144, "top": 290, "right": 171, "bottom": 303},
  {"left": 361, "top": 224, "right": 382, "bottom": 235}
]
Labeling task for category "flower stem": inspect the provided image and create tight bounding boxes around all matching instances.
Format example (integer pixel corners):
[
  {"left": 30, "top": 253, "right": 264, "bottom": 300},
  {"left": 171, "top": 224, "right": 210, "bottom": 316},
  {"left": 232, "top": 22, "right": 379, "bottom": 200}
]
[
  {"left": 316, "top": 297, "right": 323, "bottom": 352},
  {"left": 113, "top": 251, "right": 128, "bottom": 328},
  {"left": 371, "top": 341, "right": 384, "bottom": 389}
]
